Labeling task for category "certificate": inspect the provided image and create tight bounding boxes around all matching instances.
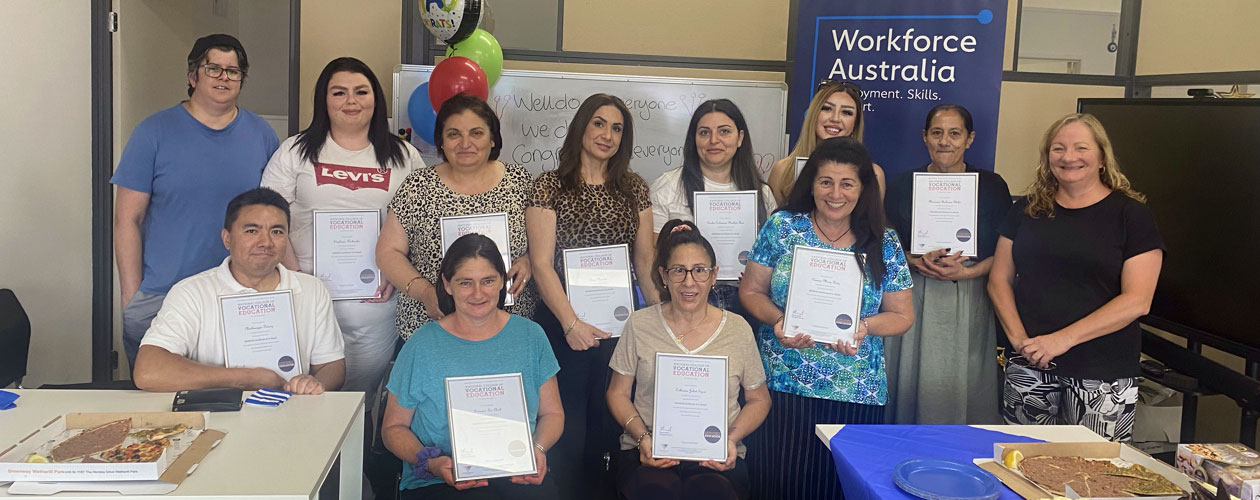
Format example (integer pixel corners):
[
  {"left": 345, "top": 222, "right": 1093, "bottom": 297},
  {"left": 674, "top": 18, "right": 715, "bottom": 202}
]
[
  {"left": 312, "top": 209, "right": 382, "bottom": 300},
  {"left": 782, "top": 245, "right": 863, "bottom": 346},
  {"left": 219, "top": 290, "right": 303, "bottom": 380},
  {"left": 562, "top": 244, "right": 634, "bottom": 337},
  {"left": 652, "top": 353, "right": 729, "bottom": 462},
  {"left": 794, "top": 156, "right": 808, "bottom": 179},
  {"left": 693, "top": 191, "right": 758, "bottom": 280},
  {"left": 445, "top": 373, "right": 537, "bottom": 481},
  {"left": 440, "top": 213, "right": 515, "bottom": 306},
  {"left": 910, "top": 172, "right": 979, "bottom": 256}
]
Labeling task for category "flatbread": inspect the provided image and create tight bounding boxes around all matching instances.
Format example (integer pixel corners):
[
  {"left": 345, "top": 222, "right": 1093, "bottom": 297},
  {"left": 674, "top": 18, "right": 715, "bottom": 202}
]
[
  {"left": 129, "top": 423, "right": 187, "bottom": 442},
  {"left": 1017, "top": 456, "right": 1142, "bottom": 497},
  {"left": 100, "top": 438, "right": 170, "bottom": 463},
  {"left": 49, "top": 418, "right": 132, "bottom": 462}
]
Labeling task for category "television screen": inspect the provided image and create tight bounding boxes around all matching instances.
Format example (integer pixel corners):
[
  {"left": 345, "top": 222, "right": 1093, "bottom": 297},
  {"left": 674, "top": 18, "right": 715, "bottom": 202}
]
[{"left": 1078, "top": 99, "right": 1260, "bottom": 349}]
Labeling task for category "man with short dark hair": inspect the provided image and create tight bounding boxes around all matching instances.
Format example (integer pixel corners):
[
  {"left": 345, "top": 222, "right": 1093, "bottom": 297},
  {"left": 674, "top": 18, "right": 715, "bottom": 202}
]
[
  {"left": 133, "top": 188, "right": 345, "bottom": 394},
  {"left": 113, "top": 34, "right": 280, "bottom": 372}
]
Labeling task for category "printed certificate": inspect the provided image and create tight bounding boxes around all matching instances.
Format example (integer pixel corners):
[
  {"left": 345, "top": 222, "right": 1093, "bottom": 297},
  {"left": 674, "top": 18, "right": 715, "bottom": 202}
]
[
  {"left": 562, "top": 244, "right": 634, "bottom": 337},
  {"left": 652, "top": 353, "right": 729, "bottom": 462},
  {"left": 794, "top": 156, "right": 808, "bottom": 180},
  {"left": 446, "top": 373, "right": 537, "bottom": 481},
  {"left": 219, "top": 290, "right": 303, "bottom": 380},
  {"left": 312, "top": 209, "right": 382, "bottom": 300},
  {"left": 440, "top": 212, "right": 515, "bottom": 306},
  {"left": 910, "top": 172, "right": 979, "bottom": 256},
  {"left": 693, "top": 190, "right": 759, "bottom": 280},
  {"left": 782, "top": 245, "right": 863, "bottom": 346}
]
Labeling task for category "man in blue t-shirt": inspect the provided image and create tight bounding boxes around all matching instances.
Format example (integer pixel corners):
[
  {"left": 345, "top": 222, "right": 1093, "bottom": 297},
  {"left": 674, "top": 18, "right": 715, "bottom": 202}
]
[{"left": 111, "top": 33, "right": 280, "bottom": 370}]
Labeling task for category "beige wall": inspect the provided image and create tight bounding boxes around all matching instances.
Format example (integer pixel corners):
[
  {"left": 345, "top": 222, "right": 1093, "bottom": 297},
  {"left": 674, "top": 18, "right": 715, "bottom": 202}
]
[
  {"left": 994, "top": 82, "right": 1125, "bottom": 194},
  {"left": 299, "top": 0, "right": 400, "bottom": 128},
  {"left": 1138, "top": 0, "right": 1260, "bottom": 75},
  {"left": 1, "top": 0, "right": 94, "bottom": 387},
  {"left": 563, "top": 0, "right": 788, "bottom": 61}
]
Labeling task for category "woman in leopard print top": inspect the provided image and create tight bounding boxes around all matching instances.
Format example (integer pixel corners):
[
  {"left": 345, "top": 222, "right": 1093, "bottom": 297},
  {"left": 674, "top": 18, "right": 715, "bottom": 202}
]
[{"left": 525, "top": 94, "right": 658, "bottom": 498}]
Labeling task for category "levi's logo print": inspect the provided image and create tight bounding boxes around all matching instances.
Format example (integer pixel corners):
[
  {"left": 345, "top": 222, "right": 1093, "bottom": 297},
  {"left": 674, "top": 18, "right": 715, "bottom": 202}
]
[{"left": 314, "top": 162, "right": 390, "bottom": 191}]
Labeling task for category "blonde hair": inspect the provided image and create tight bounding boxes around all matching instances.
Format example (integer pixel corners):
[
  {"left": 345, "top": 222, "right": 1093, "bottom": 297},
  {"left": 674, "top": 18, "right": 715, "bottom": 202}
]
[
  {"left": 773, "top": 84, "right": 866, "bottom": 199},
  {"left": 1024, "top": 113, "right": 1145, "bottom": 218}
]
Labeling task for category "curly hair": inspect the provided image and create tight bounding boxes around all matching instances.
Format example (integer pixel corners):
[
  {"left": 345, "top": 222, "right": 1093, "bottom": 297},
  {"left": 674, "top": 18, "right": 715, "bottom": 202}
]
[{"left": 1024, "top": 113, "right": 1145, "bottom": 218}]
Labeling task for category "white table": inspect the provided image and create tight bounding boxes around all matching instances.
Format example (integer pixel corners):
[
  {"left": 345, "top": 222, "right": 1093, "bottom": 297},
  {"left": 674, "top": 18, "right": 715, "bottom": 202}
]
[
  {"left": 816, "top": 424, "right": 1107, "bottom": 449},
  {"left": 0, "top": 389, "right": 365, "bottom": 499}
]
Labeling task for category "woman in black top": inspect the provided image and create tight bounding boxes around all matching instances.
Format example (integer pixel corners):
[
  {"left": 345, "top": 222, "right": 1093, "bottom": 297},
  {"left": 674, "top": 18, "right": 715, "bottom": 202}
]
[
  {"left": 987, "top": 113, "right": 1163, "bottom": 441},
  {"left": 883, "top": 104, "right": 1012, "bottom": 425}
]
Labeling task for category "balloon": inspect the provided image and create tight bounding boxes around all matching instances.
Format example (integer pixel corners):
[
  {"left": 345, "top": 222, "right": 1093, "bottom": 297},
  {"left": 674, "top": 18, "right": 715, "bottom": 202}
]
[
  {"left": 408, "top": 83, "right": 438, "bottom": 145},
  {"left": 418, "top": 0, "right": 482, "bottom": 44},
  {"left": 428, "top": 56, "right": 489, "bottom": 109},
  {"left": 446, "top": 29, "right": 503, "bottom": 86}
]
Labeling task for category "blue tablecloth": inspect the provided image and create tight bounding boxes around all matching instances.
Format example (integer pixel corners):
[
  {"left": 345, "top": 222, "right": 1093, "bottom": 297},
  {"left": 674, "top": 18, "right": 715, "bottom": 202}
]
[{"left": 828, "top": 425, "right": 1044, "bottom": 500}]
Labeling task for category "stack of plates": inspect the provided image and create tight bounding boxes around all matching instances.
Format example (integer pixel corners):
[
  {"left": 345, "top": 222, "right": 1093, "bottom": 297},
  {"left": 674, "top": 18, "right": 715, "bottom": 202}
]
[{"left": 893, "top": 458, "right": 1002, "bottom": 500}]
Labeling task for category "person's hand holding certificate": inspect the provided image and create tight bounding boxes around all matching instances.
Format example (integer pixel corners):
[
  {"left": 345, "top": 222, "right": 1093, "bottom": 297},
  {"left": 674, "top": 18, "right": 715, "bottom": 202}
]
[
  {"left": 694, "top": 191, "right": 758, "bottom": 280},
  {"left": 445, "top": 373, "right": 538, "bottom": 482},
  {"left": 313, "top": 210, "right": 382, "bottom": 300},
  {"left": 910, "top": 172, "right": 979, "bottom": 256},
  {"left": 219, "top": 290, "right": 303, "bottom": 380},
  {"left": 652, "top": 353, "right": 728, "bottom": 462},
  {"left": 563, "top": 244, "right": 634, "bottom": 337},
  {"left": 781, "top": 246, "right": 863, "bottom": 347}
]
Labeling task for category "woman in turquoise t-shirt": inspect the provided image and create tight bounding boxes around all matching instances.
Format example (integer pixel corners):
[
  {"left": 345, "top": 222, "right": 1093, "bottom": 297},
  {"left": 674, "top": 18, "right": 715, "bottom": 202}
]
[
  {"left": 738, "top": 137, "right": 914, "bottom": 500},
  {"left": 381, "top": 234, "right": 563, "bottom": 499}
]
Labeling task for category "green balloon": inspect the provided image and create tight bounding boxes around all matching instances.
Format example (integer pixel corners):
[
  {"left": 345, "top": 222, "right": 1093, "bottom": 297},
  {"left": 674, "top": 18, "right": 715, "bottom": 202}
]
[{"left": 447, "top": 29, "right": 503, "bottom": 86}]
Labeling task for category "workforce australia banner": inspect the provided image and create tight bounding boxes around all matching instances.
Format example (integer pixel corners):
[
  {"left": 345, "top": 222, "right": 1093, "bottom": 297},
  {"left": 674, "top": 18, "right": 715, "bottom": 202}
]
[{"left": 790, "top": 0, "right": 1007, "bottom": 177}]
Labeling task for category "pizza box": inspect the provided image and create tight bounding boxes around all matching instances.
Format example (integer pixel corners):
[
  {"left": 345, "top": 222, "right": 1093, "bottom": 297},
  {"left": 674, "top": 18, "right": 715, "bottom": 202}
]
[
  {"left": 0, "top": 412, "right": 226, "bottom": 486},
  {"left": 975, "top": 441, "right": 1193, "bottom": 500},
  {"left": 1176, "top": 443, "right": 1260, "bottom": 500}
]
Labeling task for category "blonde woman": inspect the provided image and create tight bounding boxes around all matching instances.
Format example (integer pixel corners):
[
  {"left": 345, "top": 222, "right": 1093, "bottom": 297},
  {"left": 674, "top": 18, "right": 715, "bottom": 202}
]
[
  {"left": 987, "top": 113, "right": 1163, "bottom": 441},
  {"left": 766, "top": 80, "right": 885, "bottom": 204}
]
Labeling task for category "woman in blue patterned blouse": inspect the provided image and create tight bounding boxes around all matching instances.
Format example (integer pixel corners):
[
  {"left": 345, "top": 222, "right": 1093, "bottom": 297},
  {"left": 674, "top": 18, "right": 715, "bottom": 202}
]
[{"left": 738, "top": 137, "right": 914, "bottom": 500}]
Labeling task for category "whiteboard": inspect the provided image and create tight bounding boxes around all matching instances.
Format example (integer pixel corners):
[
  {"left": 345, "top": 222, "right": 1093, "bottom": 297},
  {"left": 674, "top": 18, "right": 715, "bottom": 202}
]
[{"left": 394, "top": 65, "right": 788, "bottom": 185}]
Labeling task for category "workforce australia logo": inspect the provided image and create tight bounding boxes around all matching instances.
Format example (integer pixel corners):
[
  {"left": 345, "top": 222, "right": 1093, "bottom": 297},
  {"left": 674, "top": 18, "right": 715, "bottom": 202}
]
[{"left": 314, "top": 162, "right": 390, "bottom": 191}]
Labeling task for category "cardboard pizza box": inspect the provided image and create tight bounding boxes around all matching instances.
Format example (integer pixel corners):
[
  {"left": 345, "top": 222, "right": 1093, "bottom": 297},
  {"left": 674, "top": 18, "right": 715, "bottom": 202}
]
[{"left": 975, "top": 441, "right": 1193, "bottom": 500}]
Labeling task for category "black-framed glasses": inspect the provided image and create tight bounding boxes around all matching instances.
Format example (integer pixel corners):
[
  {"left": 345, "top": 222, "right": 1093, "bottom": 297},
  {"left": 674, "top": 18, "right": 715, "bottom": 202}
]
[
  {"left": 815, "top": 78, "right": 861, "bottom": 94},
  {"left": 664, "top": 266, "right": 714, "bottom": 283},
  {"left": 201, "top": 63, "right": 245, "bottom": 81}
]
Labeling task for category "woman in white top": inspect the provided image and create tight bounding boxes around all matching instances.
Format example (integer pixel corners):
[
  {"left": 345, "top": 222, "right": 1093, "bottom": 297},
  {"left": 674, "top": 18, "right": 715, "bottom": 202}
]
[
  {"left": 261, "top": 57, "right": 423, "bottom": 402},
  {"left": 648, "top": 99, "right": 777, "bottom": 316}
]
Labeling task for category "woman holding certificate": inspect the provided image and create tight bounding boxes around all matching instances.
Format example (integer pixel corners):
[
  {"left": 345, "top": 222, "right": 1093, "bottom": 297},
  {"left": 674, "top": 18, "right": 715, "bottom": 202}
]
[
  {"left": 881, "top": 104, "right": 1012, "bottom": 425},
  {"left": 525, "top": 93, "right": 657, "bottom": 498},
  {"left": 260, "top": 57, "right": 422, "bottom": 399},
  {"left": 988, "top": 114, "right": 1163, "bottom": 441},
  {"left": 739, "top": 137, "right": 913, "bottom": 500},
  {"left": 607, "top": 219, "right": 770, "bottom": 500},
  {"left": 382, "top": 234, "right": 563, "bottom": 499},
  {"left": 766, "top": 80, "right": 885, "bottom": 205},
  {"left": 378, "top": 94, "right": 538, "bottom": 341},
  {"left": 648, "top": 99, "right": 777, "bottom": 317}
]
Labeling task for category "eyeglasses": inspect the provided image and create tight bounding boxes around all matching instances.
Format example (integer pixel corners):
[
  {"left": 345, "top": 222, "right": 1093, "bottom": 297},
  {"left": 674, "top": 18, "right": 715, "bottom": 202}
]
[
  {"left": 815, "top": 79, "right": 861, "bottom": 95},
  {"left": 201, "top": 64, "right": 245, "bottom": 81},
  {"left": 664, "top": 266, "right": 714, "bottom": 283}
]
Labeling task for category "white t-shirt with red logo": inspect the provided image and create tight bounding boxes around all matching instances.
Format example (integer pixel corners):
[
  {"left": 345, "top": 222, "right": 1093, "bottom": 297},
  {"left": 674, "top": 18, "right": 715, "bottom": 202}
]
[{"left": 261, "top": 135, "right": 424, "bottom": 273}]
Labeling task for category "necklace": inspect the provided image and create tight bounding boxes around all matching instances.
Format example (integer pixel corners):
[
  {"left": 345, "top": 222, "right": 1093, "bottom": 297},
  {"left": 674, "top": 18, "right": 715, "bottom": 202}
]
[
  {"left": 812, "top": 213, "right": 852, "bottom": 244},
  {"left": 667, "top": 305, "right": 709, "bottom": 343}
]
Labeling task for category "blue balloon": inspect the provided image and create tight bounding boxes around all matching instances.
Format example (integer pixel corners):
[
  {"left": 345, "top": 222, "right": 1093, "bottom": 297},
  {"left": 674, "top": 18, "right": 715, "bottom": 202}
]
[{"left": 408, "top": 83, "right": 438, "bottom": 145}]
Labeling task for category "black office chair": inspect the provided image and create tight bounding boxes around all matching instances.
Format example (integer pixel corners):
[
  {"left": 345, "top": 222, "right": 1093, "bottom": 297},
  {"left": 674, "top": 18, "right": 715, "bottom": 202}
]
[{"left": 0, "top": 288, "right": 31, "bottom": 388}]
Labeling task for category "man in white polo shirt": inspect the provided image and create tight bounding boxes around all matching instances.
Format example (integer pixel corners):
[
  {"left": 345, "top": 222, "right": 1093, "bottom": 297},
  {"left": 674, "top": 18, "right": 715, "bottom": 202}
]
[{"left": 134, "top": 187, "right": 345, "bottom": 395}]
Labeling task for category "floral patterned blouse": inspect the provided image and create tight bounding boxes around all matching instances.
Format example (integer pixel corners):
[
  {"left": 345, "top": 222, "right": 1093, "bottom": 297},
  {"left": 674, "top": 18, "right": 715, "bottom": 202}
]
[{"left": 747, "top": 210, "right": 912, "bottom": 405}]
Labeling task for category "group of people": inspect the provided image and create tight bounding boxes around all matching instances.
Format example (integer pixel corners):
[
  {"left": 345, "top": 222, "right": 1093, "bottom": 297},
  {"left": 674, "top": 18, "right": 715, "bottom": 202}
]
[{"left": 115, "top": 33, "right": 1164, "bottom": 500}]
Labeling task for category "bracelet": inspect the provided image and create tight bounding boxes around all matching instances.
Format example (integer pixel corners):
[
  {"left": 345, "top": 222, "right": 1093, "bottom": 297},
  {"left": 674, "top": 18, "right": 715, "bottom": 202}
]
[
  {"left": 403, "top": 276, "right": 423, "bottom": 298},
  {"left": 623, "top": 414, "right": 641, "bottom": 429},
  {"left": 563, "top": 317, "right": 579, "bottom": 335},
  {"left": 534, "top": 443, "right": 547, "bottom": 453},
  {"left": 412, "top": 446, "right": 441, "bottom": 480},
  {"left": 860, "top": 318, "right": 870, "bottom": 334},
  {"left": 635, "top": 430, "right": 652, "bottom": 448}
]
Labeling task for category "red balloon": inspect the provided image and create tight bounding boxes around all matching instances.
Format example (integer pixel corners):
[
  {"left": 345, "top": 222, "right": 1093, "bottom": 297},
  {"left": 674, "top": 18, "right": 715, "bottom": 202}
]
[{"left": 428, "top": 57, "right": 489, "bottom": 110}]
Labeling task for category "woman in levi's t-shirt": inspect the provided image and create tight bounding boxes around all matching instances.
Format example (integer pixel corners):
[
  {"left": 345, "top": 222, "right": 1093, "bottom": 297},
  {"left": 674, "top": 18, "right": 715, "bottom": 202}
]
[{"left": 260, "top": 57, "right": 424, "bottom": 404}]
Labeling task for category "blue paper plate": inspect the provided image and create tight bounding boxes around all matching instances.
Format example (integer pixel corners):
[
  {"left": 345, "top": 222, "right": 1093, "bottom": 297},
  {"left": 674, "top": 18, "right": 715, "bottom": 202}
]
[{"left": 893, "top": 458, "right": 1001, "bottom": 500}]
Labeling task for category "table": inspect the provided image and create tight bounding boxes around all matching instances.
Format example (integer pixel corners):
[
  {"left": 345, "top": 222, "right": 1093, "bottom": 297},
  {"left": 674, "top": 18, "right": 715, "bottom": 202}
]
[
  {"left": 816, "top": 424, "right": 1107, "bottom": 448},
  {"left": 0, "top": 389, "right": 364, "bottom": 499}
]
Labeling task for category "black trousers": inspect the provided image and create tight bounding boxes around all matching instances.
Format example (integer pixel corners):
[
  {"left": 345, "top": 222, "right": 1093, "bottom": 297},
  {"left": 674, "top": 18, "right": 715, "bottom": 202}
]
[
  {"left": 616, "top": 448, "right": 750, "bottom": 500},
  {"left": 398, "top": 475, "right": 559, "bottom": 500}
]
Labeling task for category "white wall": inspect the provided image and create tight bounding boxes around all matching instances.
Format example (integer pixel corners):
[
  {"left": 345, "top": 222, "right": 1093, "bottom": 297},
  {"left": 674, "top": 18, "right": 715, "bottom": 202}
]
[
  {"left": 1018, "top": 7, "right": 1120, "bottom": 75},
  {"left": 0, "top": 0, "right": 94, "bottom": 386}
]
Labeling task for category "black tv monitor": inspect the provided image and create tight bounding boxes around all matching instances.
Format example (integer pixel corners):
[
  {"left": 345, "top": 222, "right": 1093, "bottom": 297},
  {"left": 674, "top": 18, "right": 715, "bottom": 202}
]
[{"left": 1078, "top": 98, "right": 1260, "bottom": 350}]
